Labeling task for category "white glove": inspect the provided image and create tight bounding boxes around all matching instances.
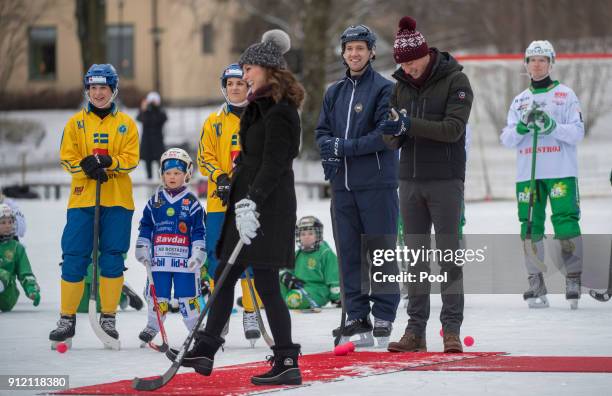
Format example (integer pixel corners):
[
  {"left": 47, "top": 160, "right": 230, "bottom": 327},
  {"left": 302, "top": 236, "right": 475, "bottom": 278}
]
[
  {"left": 520, "top": 102, "right": 539, "bottom": 125},
  {"left": 235, "top": 198, "right": 260, "bottom": 245},
  {"left": 135, "top": 237, "right": 152, "bottom": 266},
  {"left": 187, "top": 241, "right": 207, "bottom": 270}
]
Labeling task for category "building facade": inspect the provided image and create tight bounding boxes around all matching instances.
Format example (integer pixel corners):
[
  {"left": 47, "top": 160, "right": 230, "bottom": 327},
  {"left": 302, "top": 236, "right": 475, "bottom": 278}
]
[{"left": 4, "top": 0, "right": 244, "bottom": 106}]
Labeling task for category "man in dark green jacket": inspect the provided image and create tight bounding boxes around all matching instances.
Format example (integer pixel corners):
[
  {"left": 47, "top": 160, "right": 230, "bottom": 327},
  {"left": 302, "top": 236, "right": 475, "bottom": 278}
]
[{"left": 380, "top": 16, "right": 473, "bottom": 354}]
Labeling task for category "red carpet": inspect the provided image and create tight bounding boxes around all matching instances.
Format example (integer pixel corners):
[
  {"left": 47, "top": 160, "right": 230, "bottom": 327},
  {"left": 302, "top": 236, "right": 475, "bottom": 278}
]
[
  {"left": 411, "top": 355, "right": 612, "bottom": 373},
  {"left": 58, "top": 351, "right": 612, "bottom": 395}
]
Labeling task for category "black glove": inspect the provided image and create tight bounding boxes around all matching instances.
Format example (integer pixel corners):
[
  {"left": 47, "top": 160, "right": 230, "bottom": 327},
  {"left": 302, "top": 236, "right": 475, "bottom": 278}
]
[
  {"left": 215, "top": 173, "right": 231, "bottom": 206},
  {"left": 280, "top": 271, "right": 305, "bottom": 290},
  {"left": 80, "top": 154, "right": 112, "bottom": 179},
  {"left": 92, "top": 167, "right": 109, "bottom": 183},
  {"left": 321, "top": 156, "right": 342, "bottom": 181},
  {"left": 331, "top": 298, "right": 341, "bottom": 308}
]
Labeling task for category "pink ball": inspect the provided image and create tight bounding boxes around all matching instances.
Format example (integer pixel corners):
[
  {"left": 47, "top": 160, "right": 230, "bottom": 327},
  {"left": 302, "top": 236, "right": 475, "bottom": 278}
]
[
  {"left": 463, "top": 336, "right": 474, "bottom": 347},
  {"left": 346, "top": 342, "right": 355, "bottom": 353},
  {"left": 56, "top": 342, "right": 68, "bottom": 353},
  {"left": 334, "top": 344, "right": 349, "bottom": 356}
]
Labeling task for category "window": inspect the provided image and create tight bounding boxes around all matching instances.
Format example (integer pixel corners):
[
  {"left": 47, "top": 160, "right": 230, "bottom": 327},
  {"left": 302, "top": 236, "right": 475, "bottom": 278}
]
[
  {"left": 202, "top": 23, "right": 214, "bottom": 54},
  {"left": 107, "top": 24, "right": 134, "bottom": 78},
  {"left": 29, "top": 27, "right": 56, "bottom": 80}
]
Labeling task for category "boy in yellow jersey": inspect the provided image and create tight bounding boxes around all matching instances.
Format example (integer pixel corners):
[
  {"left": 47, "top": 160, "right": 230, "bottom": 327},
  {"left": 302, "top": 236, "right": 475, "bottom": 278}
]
[
  {"left": 49, "top": 64, "right": 139, "bottom": 347},
  {"left": 197, "top": 63, "right": 263, "bottom": 345}
]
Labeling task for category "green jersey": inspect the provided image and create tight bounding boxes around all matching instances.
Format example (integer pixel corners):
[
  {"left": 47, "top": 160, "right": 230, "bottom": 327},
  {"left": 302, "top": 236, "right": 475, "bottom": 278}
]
[
  {"left": 292, "top": 241, "right": 340, "bottom": 301},
  {"left": 0, "top": 239, "right": 35, "bottom": 291}
]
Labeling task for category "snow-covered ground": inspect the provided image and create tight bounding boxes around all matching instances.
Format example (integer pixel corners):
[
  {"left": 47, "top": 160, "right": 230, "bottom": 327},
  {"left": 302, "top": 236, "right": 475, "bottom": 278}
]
[{"left": 0, "top": 195, "right": 611, "bottom": 395}]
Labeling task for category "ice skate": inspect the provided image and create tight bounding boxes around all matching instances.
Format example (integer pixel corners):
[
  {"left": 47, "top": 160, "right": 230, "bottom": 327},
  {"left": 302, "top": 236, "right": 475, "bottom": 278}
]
[
  {"left": 122, "top": 283, "right": 144, "bottom": 311},
  {"left": 138, "top": 326, "right": 158, "bottom": 347},
  {"left": 243, "top": 310, "right": 261, "bottom": 348},
  {"left": 566, "top": 272, "right": 581, "bottom": 310},
  {"left": 99, "top": 313, "right": 119, "bottom": 341},
  {"left": 49, "top": 314, "right": 76, "bottom": 350},
  {"left": 373, "top": 317, "right": 392, "bottom": 348},
  {"left": 589, "top": 289, "right": 611, "bottom": 302},
  {"left": 523, "top": 273, "right": 549, "bottom": 308},
  {"left": 335, "top": 316, "right": 374, "bottom": 347}
]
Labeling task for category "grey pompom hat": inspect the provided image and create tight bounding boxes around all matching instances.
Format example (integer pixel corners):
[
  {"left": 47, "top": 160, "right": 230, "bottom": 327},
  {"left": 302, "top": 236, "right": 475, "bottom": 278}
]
[{"left": 239, "top": 29, "right": 291, "bottom": 69}]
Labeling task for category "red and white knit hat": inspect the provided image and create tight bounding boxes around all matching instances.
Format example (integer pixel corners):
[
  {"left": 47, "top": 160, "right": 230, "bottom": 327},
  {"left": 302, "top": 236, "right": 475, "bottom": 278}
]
[{"left": 393, "top": 16, "right": 429, "bottom": 64}]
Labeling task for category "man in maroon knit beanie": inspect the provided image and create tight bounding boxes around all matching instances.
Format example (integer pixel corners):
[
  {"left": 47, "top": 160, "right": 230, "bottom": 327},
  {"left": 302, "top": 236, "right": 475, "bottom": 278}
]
[{"left": 380, "top": 16, "right": 473, "bottom": 354}]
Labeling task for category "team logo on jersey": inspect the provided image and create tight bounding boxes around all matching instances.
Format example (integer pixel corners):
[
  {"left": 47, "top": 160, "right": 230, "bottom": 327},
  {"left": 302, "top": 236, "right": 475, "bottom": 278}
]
[
  {"left": 554, "top": 92, "right": 568, "bottom": 98},
  {"left": 308, "top": 258, "right": 317, "bottom": 270},
  {"left": 550, "top": 182, "right": 568, "bottom": 199},
  {"left": 179, "top": 221, "right": 188, "bottom": 234},
  {"left": 458, "top": 91, "right": 466, "bottom": 100},
  {"left": 93, "top": 132, "right": 109, "bottom": 144},
  {"left": 4, "top": 250, "right": 14, "bottom": 261},
  {"left": 166, "top": 207, "right": 175, "bottom": 217},
  {"left": 182, "top": 198, "right": 190, "bottom": 205},
  {"left": 354, "top": 103, "right": 363, "bottom": 113},
  {"left": 118, "top": 124, "right": 127, "bottom": 134},
  {"left": 73, "top": 186, "right": 84, "bottom": 195},
  {"left": 77, "top": 120, "right": 84, "bottom": 129},
  {"left": 154, "top": 233, "right": 188, "bottom": 245}
]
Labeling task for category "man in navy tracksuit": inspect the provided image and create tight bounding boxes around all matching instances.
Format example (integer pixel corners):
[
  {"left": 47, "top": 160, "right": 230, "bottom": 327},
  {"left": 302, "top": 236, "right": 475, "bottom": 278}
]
[{"left": 316, "top": 24, "right": 399, "bottom": 347}]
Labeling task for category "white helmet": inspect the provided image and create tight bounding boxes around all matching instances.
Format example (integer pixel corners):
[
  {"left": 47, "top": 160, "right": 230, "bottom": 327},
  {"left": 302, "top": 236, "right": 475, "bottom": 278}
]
[
  {"left": 525, "top": 40, "right": 555, "bottom": 64},
  {"left": 159, "top": 148, "right": 194, "bottom": 186},
  {"left": 0, "top": 203, "right": 14, "bottom": 220},
  {"left": 0, "top": 203, "right": 15, "bottom": 238}
]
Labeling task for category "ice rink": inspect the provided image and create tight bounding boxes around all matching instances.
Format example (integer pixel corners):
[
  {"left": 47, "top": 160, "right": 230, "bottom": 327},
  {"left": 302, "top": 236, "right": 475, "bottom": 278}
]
[{"left": 0, "top": 195, "right": 610, "bottom": 395}]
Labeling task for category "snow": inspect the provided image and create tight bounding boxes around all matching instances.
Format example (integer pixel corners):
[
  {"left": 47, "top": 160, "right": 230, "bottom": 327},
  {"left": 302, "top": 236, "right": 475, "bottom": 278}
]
[
  {"left": 0, "top": 195, "right": 611, "bottom": 395},
  {"left": 0, "top": 104, "right": 610, "bottom": 394}
]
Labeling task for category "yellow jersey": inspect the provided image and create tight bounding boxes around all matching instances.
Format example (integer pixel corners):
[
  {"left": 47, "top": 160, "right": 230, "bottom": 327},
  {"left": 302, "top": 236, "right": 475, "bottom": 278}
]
[
  {"left": 197, "top": 104, "right": 241, "bottom": 213},
  {"left": 60, "top": 103, "right": 139, "bottom": 210}
]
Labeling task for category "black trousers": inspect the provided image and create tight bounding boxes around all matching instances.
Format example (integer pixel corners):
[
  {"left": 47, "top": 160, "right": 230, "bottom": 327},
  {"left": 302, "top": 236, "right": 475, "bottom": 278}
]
[
  {"left": 400, "top": 178, "right": 465, "bottom": 336},
  {"left": 205, "top": 262, "right": 292, "bottom": 347}
]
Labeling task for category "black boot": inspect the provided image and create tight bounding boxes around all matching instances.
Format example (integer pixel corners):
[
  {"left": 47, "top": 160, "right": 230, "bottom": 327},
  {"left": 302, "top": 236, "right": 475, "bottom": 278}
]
[
  {"left": 251, "top": 344, "right": 302, "bottom": 386},
  {"left": 181, "top": 332, "right": 224, "bottom": 376}
]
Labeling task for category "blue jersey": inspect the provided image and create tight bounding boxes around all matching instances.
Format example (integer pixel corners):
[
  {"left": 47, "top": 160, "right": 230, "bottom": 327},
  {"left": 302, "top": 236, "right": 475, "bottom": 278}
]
[{"left": 138, "top": 188, "right": 206, "bottom": 273}]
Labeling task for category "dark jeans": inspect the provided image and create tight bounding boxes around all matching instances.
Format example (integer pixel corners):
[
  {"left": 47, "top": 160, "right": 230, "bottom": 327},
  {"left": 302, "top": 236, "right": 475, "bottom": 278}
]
[
  {"left": 206, "top": 262, "right": 293, "bottom": 347},
  {"left": 400, "top": 178, "right": 464, "bottom": 336}
]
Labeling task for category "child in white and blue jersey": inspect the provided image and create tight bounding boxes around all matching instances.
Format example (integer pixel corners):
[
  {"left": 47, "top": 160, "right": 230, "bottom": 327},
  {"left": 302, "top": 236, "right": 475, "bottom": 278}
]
[{"left": 135, "top": 148, "right": 206, "bottom": 344}]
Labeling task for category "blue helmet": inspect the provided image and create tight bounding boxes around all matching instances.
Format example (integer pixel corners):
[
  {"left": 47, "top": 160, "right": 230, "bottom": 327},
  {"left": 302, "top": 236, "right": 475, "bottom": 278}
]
[
  {"left": 84, "top": 64, "right": 119, "bottom": 91},
  {"left": 340, "top": 24, "right": 376, "bottom": 51},
  {"left": 220, "top": 63, "right": 243, "bottom": 88}
]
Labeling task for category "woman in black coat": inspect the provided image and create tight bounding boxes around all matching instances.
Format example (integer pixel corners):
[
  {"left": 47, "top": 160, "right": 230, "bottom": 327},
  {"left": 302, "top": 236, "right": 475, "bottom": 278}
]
[
  {"left": 184, "top": 29, "right": 305, "bottom": 386},
  {"left": 136, "top": 92, "right": 167, "bottom": 179}
]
